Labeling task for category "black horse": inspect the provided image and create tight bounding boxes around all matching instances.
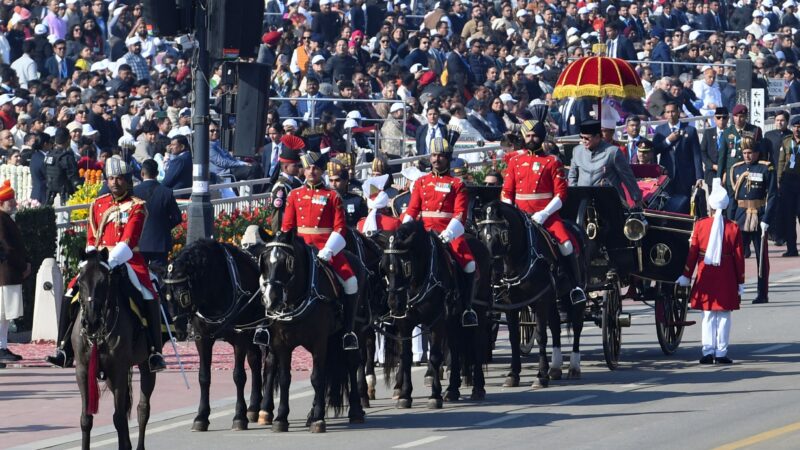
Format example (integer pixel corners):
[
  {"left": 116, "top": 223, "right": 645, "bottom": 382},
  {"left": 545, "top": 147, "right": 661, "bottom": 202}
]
[
  {"left": 476, "top": 200, "right": 587, "bottom": 386},
  {"left": 257, "top": 230, "right": 361, "bottom": 433},
  {"left": 72, "top": 249, "right": 156, "bottom": 450},
  {"left": 163, "top": 239, "right": 265, "bottom": 431},
  {"left": 378, "top": 220, "right": 491, "bottom": 407}
]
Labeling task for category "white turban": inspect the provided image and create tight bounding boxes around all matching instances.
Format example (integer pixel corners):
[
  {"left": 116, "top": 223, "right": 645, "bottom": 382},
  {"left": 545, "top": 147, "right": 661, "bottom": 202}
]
[
  {"left": 705, "top": 179, "right": 730, "bottom": 266},
  {"left": 361, "top": 175, "right": 390, "bottom": 234}
]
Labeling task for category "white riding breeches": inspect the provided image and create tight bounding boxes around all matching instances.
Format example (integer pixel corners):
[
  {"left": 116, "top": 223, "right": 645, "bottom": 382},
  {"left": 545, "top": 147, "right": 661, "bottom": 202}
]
[{"left": 701, "top": 310, "right": 731, "bottom": 357}]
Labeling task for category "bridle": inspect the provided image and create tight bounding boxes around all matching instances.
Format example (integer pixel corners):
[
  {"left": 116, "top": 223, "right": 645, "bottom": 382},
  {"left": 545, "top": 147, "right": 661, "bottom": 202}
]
[
  {"left": 78, "top": 260, "right": 120, "bottom": 345},
  {"left": 381, "top": 233, "right": 442, "bottom": 318},
  {"left": 259, "top": 240, "right": 327, "bottom": 322},
  {"left": 476, "top": 205, "right": 544, "bottom": 289}
]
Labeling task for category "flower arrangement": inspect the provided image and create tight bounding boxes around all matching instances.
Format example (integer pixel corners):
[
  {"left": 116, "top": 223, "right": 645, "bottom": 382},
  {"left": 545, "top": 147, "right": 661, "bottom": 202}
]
[
  {"left": 60, "top": 227, "right": 87, "bottom": 279},
  {"left": 0, "top": 165, "right": 32, "bottom": 201},
  {"left": 79, "top": 168, "right": 103, "bottom": 184},
  {"left": 17, "top": 198, "right": 42, "bottom": 211},
  {"left": 171, "top": 206, "right": 273, "bottom": 258},
  {"left": 66, "top": 183, "right": 102, "bottom": 221}
]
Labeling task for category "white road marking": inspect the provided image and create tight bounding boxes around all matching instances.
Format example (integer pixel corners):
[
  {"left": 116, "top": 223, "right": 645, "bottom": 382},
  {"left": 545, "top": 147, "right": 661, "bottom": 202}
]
[
  {"left": 752, "top": 344, "right": 791, "bottom": 354},
  {"left": 553, "top": 394, "right": 596, "bottom": 406},
  {"left": 475, "top": 413, "right": 526, "bottom": 426},
  {"left": 392, "top": 435, "right": 447, "bottom": 448},
  {"left": 622, "top": 377, "right": 664, "bottom": 390}
]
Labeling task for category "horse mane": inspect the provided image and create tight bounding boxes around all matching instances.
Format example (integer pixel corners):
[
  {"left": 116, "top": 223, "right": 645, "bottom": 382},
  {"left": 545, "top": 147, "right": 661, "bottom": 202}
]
[
  {"left": 173, "top": 239, "right": 223, "bottom": 282},
  {"left": 484, "top": 200, "right": 531, "bottom": 260}
]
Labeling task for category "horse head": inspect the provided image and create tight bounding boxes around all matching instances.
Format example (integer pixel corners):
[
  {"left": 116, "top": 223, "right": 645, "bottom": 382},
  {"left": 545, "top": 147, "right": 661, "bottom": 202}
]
[
  {"left": 475, "top": 201, "right": 512, "bottom": 284},
  {"left": 259, "top": 230, "right": 303, "bottom": 314},
  {"left": 380, "top": 221, "right": 423, "bottom": 319},
  {"left": 77, "top": 248, "right": 119, "bottom": 341}
]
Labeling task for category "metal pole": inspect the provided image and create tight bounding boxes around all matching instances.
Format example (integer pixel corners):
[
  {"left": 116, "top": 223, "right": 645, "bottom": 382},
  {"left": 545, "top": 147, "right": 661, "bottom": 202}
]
[{"left": 187, "top": 3, "right": 214, "bottom": 243}]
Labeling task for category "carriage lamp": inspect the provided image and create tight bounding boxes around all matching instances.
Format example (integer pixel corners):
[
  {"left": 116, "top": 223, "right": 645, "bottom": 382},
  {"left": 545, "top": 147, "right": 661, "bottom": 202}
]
[{"left": 623, "top": 216, "right": 648, "bottom": 242}]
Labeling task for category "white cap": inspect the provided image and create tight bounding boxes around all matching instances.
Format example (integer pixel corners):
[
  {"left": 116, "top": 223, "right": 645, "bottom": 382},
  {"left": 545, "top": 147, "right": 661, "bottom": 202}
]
[
  {"left": 567, "top": 27, "right": 579, "bottom": 37},
  {"left": 600, "top": 105, "right": 620, "bottom": 129},
  {"left": 82, "top": 124, "right": 98, "bottom": 136},
  {"left": 506, "top": 28, "right": 516, "bottom": 37},
  {"left": 320, "top": 0, "right": 332, "bottom": 5},
  {"left": 784, "top": 0, "right": 796, "bottom": 9},
  {"left": 530, "top": 56, "right": 543, "bottom": 65},
  {"left": 763, "top": 33, "right": 777, "bottom": 41},
  {"left": 499, "top": 93, "right": 518, "bottom": 103},
  {"left": 66, "top": 0, "right": 77, "bottom": 4},
  {"left": 0, "top": 94, "right": 14, "bottom": 106},
  {"left": 390, "top": 102, "right": 406, "bottom": 113},
  {"left": 673, "top": 43, "right": 688, "bottom": 51},
  {"left": 524, "top": 65, "right": 544, "bottom": 75},
  {"left": 346, "top": 110, "right": 362, "bottom": 120},
  {"left": 515, "top": 9, "right": 529, "bottom": 17},
  {"left": 11, "top": 97, "right": 27, "bottom": 106},
  {"left": 125, "top": 36, "right": 141, "bottom": 47},
  {"left": 753, "top": 9, "right": 764, "bottom": 16},
  {"left": 515, "top": 57, "right": 528, "bottom": 67},
  {"left": 689, "top": 30, "right": 700, "bottom": 42},
  {"left": 680, "top": 24, "right": 692, "bottom": 32},
  {"left": 409, "top": 63, "right": 429, "bottom": 74},
  {"left": 34, "top": 23, "right": 47, "bottom": 35},
  {"left": 118, "top": 135, "right": 136, "bottom": 148},
  {"left": 578, "top": 6, "right": 589, "bottom": 14},
  {"left": 343, "top": 118, "right": 358, "bottom": 129},
  {"left": 44, "top": 126, "right": 57, "bottom": 137},
  {"left": 700, "top": 64, "right": 713, "bottom": 73},
  {"left": 762, "top": 0, "right": 773, "bottom": 7},
  {"left": 588, "top": 2, "right": 598, "bottom": 9},
  {"left": 287, "top": 0, "right": 299, "bottom": 4},
  {"left": 282, "top": 118, "right": 298, "bottom": 129},
  {"left": 311, "top": 54, "right": 325, "bottom": 64}
]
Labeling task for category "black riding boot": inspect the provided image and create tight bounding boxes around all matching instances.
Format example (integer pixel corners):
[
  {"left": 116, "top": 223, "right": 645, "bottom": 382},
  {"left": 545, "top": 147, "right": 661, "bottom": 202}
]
[
  {"left": 342, "top": 293, "right": 359, "bottom": 350},
  {"left": 460, "top": 271, "right": 479, "bottom": 327},
  {"left": 566, "top": 252, "right": 587, "bottom": 305},
  {"left": 45, "top": 295, "right": 78, "bottom": 368},
  {"left": 144, "top": 300, "right": 167, "bottom": 372}
]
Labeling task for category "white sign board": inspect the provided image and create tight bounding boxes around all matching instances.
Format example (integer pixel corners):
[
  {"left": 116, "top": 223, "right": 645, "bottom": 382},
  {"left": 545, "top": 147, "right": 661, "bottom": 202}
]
[
  {"left": 768, "top": 78, "right": 785, "bottom": 99},
  {"left": 751, "top": 89, "right": 765, "bottom": 131}
]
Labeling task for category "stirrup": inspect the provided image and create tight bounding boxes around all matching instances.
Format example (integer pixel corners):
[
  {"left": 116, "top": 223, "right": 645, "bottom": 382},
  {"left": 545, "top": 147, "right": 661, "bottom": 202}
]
[
  {"left": 461, "top": 309, "right": 479, "bottom": 327},
  {"left": 45, "top": 349, "right": 69, "bottom": 368},
  {"left": 148, "top": 353, "right": 167, "bottom": 373},
  {"left": 570, "top": 287, "right": 587, "bottom": 305},
  {"left": 253, "top": 327, "right": 271, "bottom": 347},
  {"left": 342, "top": 332, "right": 359, "bottom": 351}
]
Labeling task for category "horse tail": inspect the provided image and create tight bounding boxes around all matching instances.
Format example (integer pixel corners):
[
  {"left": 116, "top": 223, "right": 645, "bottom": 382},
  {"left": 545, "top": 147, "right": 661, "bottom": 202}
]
[
  {"left": 381, "top": 325, "right": 401, "bottom": 387},
  {"left": 126, "top": 369, "right": 133, "bottom": 419},
  {"left": 325, "top": 333, "right": 348, "bottom": 417}
]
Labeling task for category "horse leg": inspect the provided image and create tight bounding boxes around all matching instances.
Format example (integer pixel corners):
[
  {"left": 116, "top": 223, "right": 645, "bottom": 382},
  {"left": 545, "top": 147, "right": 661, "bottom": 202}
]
[
  {"left": 308, "top": 346, "right": 327, "bottom": 433},
  {"left": 531, "top": 303, "right": 550, "bottom": 390},
  {"left": 246, "top": 344, "right": 263, "bottom": 423},
  {"left": 192, "top": 337, "right": 214, "bottom": 431},
  {"left": 111, "top": 370, "right": 133, "bottom": 450},
  {"left": 76, "top": 364, "right": 93, "bottom": 450},
  {"left": 568, "top": 304, "right": 585, "bottom": 380},
  {"left": 504, "top": 310, "right": 521, "bottom": 387},
  {"left": 396, "top": 335, "right": 413, "bottom": 408},
  {"left": 136, "top": 365, "right": 156, "bottom": 450},
  {"left": 259, "top": 350, "right": 277, "bottom": 425},
  {"left": 427, "top": 327, "right": 444, "bottom": 409},
  {"left": 471, "top": 312, "right": 488, "bottom": 401},
  {"left": 348, "top": 347, "right": 366, "bottom": 423},
  {"left": 548, "top": 299, "right": 563, "bottom": 381},
  {"left": 231, "top": 343, "right": 249, "bottom": 431},
  {"left": 272, "top": 348, "right": 291, "bottom": 432},
  {"left": 444, "top": 320, "right": 461, "bottom": 402},
  {"left": 365, "top": 330, "right": 377, "bottom": 401}
]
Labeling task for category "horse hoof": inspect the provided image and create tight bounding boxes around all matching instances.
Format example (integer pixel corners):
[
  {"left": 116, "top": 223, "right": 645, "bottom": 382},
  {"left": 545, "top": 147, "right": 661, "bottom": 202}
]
[
  {"left": 427, "top": 398, "right": 443, "bottom": 409},
  {"left": 257, "top": 411, "right": 273, "bottom": 426},
  {"left": 361, "top": 397, "right": 371, "bottom": 409},
  {"left": 396, "top": 398, "right": 412, "bottom": 409},
  {"left": 531, "top": 378, "right": 549, "bottom": 390},
  {"left": 309, "top": 420, "right": 326, "bottom": 433},
  {"left": 502, "top": 376, "right": 520, "bottom": 388},
  {"left": 231, "top": 419, "right": 248, "bottom": 431},
  {"left": 272, "top": 421, "right": 289, "bottom": 433},
  {"left": 470, "top": 389, "right": 486, "bottom": 401},
  {"left": 392, "top": 389, "right": 401, "bottom": 400},
  {"left": 424, "top": 376, "right": 434, "bottom": 387},
  {"left": 349, "top": 415, "right": 366, "bottom": 424},
  {"left": 549, "top": 368, "right": 563, "bottom": 380},
  {"left": 567, "top": 368, "right": 582, "bottom": 379},
  {"left": 443, "top": 390, "right": 460, "bottom": 402},
  {"left": 191, "top": 421, "right": 209, "bottom": 432},
  {"left": 368, "top": 389, "right": 376, "bottom": 401},
  {"left": 246, "top": 411, "right": 259, "bottom": 423}
]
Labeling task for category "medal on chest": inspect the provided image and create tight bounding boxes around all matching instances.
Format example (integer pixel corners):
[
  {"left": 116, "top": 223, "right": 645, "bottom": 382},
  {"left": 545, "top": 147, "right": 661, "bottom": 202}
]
[
  {"left": 347, "top": 204, "right": 355, "bottom": 213},
  {"left": 749, "top": 171, "right": 763, "bottom": 183},
  {"left": 312, "top": 195, "right": 328, "bottom": 205},
  {"left": 434, "top": 182, "right": 451, "bottom": 193}
]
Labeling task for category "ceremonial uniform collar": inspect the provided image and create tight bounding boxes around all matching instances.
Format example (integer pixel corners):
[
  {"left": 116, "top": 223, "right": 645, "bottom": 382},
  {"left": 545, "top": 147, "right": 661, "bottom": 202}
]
[
  {"left": 432, "top": 168, "right": 450, "bottom": 176},
  {"left": 305, "top": 181, "right": 325, "bottom": 190},
  {"left": 111, "top": 190, "right": 131, "bottom": 203}
]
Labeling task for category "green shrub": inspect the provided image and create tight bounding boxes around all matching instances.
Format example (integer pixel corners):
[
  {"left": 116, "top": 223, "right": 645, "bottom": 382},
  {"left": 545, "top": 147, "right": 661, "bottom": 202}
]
[{"left": 15, "top": 206, "right": 57, "bottom": 331}]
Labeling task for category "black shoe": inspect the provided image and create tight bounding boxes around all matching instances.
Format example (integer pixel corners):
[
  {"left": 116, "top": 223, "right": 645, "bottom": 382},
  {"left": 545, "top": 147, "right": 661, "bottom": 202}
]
[
  {"left": 148, "top": 353, "right": 167, "bottom": 372},
  {"left": 752, "top": 297, "right": 769, "bottom": 304},
  {"left": 715, "top": 356, "right": 733, "bottom": 364},
  {"left": 342, "top": 332, "right": 359, "bottom": 350},
  {"left": 782, "top": 250, "right": 799, "bottom": 257},
  {"left": 0, "top": 348, "right": 22, "bottom": 362},
  {"left": 744, "top": 248, "right": 751, "bottom": 258},
  {"left": 461, "top": 309, "right": 479, "bottom": 327},
  {"left": 0, "top": 362, "right": 5, "bottom": 369},
  {"left": 45, "top": 350, "right": 72, "bottom": 368},
  {"left": 253, "top": 327, "right": 270, "bottom": 346},
  {"left": 774, "top": 239, "right": 786, "bottom": 246},
  {"left": 699, "top": 354, "right": 714, "bottom": 364}
]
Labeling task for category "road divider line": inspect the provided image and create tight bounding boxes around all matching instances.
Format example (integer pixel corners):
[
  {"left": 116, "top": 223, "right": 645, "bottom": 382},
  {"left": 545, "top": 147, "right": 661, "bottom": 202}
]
[
  {"left": 622, "top": 377, "right": 664, "bottom": 389},
  {"left": 393, "top": 435, "right": 447, "bottom": 448},
  {"left": 553, "top": 394, "right": 596, "bottom": 406},
  {"left": 475, "top": 413, "right": 525, "bottom": 427},
  {"left": 752, "top": 344, "right": 790, "bottom": 354},
  {"left": 714, "top": 420, "right": 800, "bottom": 450}
]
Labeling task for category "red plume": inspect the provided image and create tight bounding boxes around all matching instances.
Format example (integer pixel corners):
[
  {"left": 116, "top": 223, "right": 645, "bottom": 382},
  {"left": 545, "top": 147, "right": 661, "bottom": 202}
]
[{"left": 280, "top": 135, "right": 305, "bottom": 151}]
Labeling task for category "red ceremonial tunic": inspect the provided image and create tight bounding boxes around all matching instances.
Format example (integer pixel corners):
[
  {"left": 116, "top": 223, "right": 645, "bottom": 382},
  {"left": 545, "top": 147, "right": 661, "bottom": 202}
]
[
  {"left": 501, "top": 151, "right": 574, "bottom": 246},
  {"left": 404, "top": 171, "right": 474, "bottom": 269},
  {"left": 281, "top": 182, "right": 355, "bottom": 280},
  {"left": 87, "top": 193, "right": 157, "bottom": 298},
  {"left": 357, "top": 213, "right": 401, "bottom": 234},
  {"left": 682, "top": 217, "right": 745, "bottom": 311}
]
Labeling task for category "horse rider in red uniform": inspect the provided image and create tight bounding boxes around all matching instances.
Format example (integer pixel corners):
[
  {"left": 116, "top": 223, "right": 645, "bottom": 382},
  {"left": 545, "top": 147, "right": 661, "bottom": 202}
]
[
  {"left": 402, "top": 138, "right": 479, "bottom": 327},
  {"left": 279, "top": 151, "right": 360, "bottom": 350},
  {"left": 501, "top": 120, "right": 586, "bottom": 304},
  {"left": 357, "top": 175, "right": 401, "bottom": 236},
  {"left": 46, "top": 158, "right": 166, "bottom": 372}
]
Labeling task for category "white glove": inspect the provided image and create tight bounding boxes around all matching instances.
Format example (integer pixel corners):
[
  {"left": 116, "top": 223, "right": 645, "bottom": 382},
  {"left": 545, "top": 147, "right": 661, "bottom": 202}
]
[
  {"left": 440, "top": 218, "right": 464, "bottom": 243},
  {"left": 317, "top": 247, "right": 334, "bottom": 262},
  {"left": 402, "top": 214, "right": 414, "bottom": 224},
  {"left": 439, "top": 229, "right": 454, "bottom": 243},
  {"left": 107, "top": 242, "right": 133, "bottom": 269},
  {"left": 532, "top": 211, "right": 549, "bottom": 224},
  {"left": 676, "top": 275, "right": 691, "bottom": 287},
  {"left": 760, "top": 222, "right": 769, "bottom": 232},
  {"left": 501, "top": 197, "right": 512, "bottom": 205},
  {"left": 738, "top": 284, "right": 744, "bottom": 296}
]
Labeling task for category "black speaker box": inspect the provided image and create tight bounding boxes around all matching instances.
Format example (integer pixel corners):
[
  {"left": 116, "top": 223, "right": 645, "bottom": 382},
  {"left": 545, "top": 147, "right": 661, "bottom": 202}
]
[
  {"left": 142, "top": 0, "right": 194, "bottom": 37},
  {"left": 232, "top": 63, "right": 271, "bottom": 157},
  {"left": 207, "top": 0, "right": 266, "bottom": 60}
]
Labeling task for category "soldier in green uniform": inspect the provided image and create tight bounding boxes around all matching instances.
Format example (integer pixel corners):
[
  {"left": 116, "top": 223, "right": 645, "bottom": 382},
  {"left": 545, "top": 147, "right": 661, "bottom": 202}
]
[
  {"left": 268, "top": 147, "right": 302, "bottom": 233},
  {"left": 777, "top": 116, "right": 800, "bottom": 256},
  {"left": 328, "top": 158, "right": 368, "bottom": 227},
  {"left": 718, "top": 104, "right": 764, "bottom": 212},
  {"left": 728, "top": 137, "right": 776, "bottom": 303}
]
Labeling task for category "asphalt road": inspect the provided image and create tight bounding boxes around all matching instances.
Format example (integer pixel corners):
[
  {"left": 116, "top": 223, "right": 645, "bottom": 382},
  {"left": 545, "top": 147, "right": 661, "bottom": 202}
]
[{"left": 14, "top": 269, "right": 800, "bottom": 450}]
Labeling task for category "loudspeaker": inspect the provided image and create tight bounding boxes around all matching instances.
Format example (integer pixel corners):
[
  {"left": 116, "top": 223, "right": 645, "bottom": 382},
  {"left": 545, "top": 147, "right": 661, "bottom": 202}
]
[
  {"left": 142, "top": 0, "right": 194, "bottom": 37},
  {"left": 207, "top": 0, "right": 266, "bottom": 60},
  {"left": 232, "top": 63, "right": 271, "bottom": 157}
]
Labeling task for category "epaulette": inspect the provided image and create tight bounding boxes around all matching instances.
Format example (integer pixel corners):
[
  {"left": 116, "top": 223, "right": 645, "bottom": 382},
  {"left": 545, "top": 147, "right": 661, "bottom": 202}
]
[
  {"left": 758, "top": 160, "right": 773, "bottom": 169},
  {"left": 130, "top": 195, "right": 146, "bottom": 205},
  {"left": 731, "top": 161, "right": 746, "bottom": 169},
  {"left": 96, "top": 193, "right": 112, "bottom": 200}
]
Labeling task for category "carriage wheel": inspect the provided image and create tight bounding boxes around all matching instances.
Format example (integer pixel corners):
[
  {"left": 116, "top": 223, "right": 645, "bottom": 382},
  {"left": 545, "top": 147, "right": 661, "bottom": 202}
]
[
  {"left": 655, "top": 284, "right": 690, "bottom": 355},
  {"left": 518, "top": 306, "right": 537, "bottom": 356},
  {"left": 601, "top": 276, "right": 622, "bottom": 370}
]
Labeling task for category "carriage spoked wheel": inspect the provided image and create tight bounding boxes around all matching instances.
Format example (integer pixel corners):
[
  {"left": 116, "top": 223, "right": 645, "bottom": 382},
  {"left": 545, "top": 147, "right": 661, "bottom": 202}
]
[
  {"left": 601, "top": 273, "right": 622, "bottom": 370},
  {"left": 655, "top": 283, "right": 691, "bottom": 355},
  {"left": 518, "top": 306, "right": 537, "bottom": 356}
]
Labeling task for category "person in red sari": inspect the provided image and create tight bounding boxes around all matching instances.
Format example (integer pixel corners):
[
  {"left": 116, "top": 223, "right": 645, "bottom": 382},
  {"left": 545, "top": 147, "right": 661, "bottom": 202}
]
[{"left": 677, "top": 181, "right": 745, "bottom": 364}]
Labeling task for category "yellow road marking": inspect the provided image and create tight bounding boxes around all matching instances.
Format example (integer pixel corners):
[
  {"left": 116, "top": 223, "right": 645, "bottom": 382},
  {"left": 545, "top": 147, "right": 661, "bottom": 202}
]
[{"left": 714, "top": 421, "right": 800, "bottom": 450}]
